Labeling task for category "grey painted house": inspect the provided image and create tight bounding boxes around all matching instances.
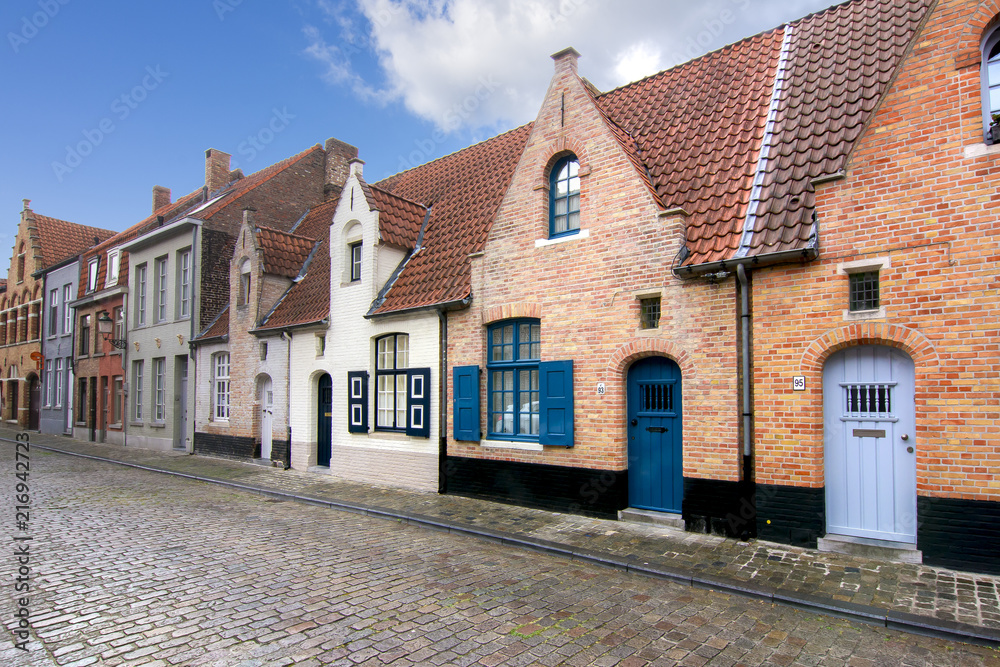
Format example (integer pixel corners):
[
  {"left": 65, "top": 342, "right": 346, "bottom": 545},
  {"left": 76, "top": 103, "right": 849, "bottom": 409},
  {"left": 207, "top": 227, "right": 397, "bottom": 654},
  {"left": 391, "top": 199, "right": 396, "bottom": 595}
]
[{"left": 37, "top": 256, "right": 77, "bottom": 435}]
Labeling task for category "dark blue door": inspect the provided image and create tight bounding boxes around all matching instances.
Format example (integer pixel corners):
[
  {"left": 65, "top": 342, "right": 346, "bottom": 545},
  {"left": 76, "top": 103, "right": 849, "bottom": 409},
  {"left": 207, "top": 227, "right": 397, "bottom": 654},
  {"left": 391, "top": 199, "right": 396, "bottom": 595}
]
[
  {"left": 627, "top": 357, "right": 682, "bottom": 512},
  {"left": 317, "top": 374, "right": 332, "bottom": 467}
]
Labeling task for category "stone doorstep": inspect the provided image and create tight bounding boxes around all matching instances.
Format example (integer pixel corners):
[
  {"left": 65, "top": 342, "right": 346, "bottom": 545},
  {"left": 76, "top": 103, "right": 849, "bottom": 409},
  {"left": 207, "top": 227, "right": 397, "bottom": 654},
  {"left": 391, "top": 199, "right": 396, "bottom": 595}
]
[
  {"left": 249, "top": 458, "right": 278, "bottom": 468},
  {"left": 618, "top": 507, "right": 685, "bottom": 531},
  {"left": 817, "top": 533, "right": 923, "bottom": 564}
]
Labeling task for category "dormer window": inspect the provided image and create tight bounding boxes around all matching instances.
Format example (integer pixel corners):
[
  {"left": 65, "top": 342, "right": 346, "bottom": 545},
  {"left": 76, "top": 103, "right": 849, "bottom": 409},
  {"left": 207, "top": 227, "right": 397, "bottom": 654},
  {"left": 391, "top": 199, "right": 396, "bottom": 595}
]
[
  {"left": 550, "top": 156, "right": 580, "bottom": 237},
  {"left": 87, "top": 257, "right": 99, "bottom": 293},
  {"left": 105, "top": 249, "right": 120, "bottom": 288},
  {"left": 350, "top": 242, "right": 362, "bottom": 282},
  {"left": 983, "top": 26, "right": 1000, "bottom": 142}
]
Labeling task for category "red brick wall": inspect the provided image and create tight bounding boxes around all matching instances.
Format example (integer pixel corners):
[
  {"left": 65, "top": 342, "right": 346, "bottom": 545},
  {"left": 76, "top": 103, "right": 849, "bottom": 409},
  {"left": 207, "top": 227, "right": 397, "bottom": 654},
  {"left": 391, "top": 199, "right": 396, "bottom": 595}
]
[{"left": 752, "top": 0, "right": 1000, "bottom": 501}]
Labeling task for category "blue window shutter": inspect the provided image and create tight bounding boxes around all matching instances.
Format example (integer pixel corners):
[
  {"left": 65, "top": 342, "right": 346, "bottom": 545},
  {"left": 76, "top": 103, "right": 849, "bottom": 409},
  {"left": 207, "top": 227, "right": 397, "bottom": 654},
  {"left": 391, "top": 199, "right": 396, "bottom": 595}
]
[
  {"left": 453, "top": 365, "right": 480, "bottom": 442},
  {"left": 539, "top": 360, "right": 574, "bottom": 447},
  {"left": 406, "top": 368, "right": 431, "bottom": 438},
  {"left": 347, "top": 371, "right": 368, "bottom": 433}
]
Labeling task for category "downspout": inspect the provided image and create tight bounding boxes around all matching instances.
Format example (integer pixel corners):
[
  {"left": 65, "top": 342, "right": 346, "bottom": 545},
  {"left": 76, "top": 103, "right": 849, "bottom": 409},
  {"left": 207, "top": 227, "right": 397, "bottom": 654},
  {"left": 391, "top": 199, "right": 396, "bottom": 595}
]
[
  {"left": 736, "top": 263, "right": 754, "bottom": 539},
  {"left": 283, "top": 330, "right": 292, "bottom": 470},
  {"left": 437, "top": 309, "right": 447, "bottom": 494}
]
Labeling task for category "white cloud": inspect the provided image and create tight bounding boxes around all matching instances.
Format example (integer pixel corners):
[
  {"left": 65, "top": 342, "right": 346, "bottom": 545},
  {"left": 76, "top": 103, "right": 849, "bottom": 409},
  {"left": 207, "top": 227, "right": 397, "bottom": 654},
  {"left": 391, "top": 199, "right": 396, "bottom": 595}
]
[{"left": 306, "top": 0, "right": 835, "bottom": 132}]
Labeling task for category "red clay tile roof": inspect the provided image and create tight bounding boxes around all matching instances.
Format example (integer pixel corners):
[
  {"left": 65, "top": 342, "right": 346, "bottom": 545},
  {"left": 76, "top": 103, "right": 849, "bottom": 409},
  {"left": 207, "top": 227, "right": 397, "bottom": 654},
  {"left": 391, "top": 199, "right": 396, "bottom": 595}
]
[
  {"left": 256, "top": 226, "right": 317, "bottom": 278},
  {"left": 76, "top": 189, "right": 206, "bottom": 298},
  {"left": 596, "top": 0, "right": 931, "bottom": 265},
  {"left": 370, "top": 124, "right": 533, "bottom": 315},
  {"left": 256, "top": 198, "right": 338, "bottom": 331},
  {"left": 368, "top": 186, "right": 426, "bottom": 249},
  {"left": 33, "top": 214, "right": 116, "bottom": 271},
  {"left": 192, "top": 145, "right": 324, "bottom": 221},
  {"left": 195, "top": 305, "right": 229, "bottom": 341}
]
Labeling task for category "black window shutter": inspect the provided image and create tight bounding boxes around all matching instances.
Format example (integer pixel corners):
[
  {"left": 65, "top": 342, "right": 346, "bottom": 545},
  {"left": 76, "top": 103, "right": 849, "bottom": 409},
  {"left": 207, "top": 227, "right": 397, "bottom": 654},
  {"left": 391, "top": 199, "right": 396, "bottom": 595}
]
[
  {"left": 406, "top": 368, "right": 431, "bottom": 438},
  {"left": 347, "top": 371, "right": 368, "bottom": 433},
  {"left": 452, "top": 365, "right": 480, "bottom": 442}
]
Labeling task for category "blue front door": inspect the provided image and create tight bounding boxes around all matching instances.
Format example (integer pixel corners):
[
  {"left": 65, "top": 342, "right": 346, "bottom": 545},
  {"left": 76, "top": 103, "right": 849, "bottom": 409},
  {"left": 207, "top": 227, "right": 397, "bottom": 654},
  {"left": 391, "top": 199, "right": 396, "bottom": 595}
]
[{"left": 627, "top": 357, "right": 683, "bottom": 513}]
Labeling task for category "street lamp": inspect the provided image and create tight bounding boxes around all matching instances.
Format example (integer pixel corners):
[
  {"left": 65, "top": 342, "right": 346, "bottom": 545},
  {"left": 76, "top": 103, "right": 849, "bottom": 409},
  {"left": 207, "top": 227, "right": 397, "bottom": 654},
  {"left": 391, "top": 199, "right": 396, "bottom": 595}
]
[{"left": 97, "top": 311, "right": 126, "bottom": 350}]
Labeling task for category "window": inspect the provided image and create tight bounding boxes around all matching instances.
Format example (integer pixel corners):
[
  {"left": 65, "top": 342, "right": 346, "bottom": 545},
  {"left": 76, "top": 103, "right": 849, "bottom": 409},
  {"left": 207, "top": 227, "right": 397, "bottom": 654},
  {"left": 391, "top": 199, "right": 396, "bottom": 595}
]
[
  {"left": 549, "top": 156, "right": 580, "bottom": 237},
  {"left": 487, "top": 319, "right": 541, "bottom": 438},
  {"left": 135, "top": 263, "right": 147, "bottom": 327},
  {"left": 153, "top": 358, "right": 165, "bottom": 422},
  {"left": 350, "top": 242, "right": 362, "bottom": 281},
  {"left": 62, "top": 284, "right": 71, "bottom": 334},
  {"left": 105, "top": 249, "right": 120, "bottom": 288},
  {"left": 114, "top": 306, "right": 124, "bottom": 342},
  {"left": 48, "top": 288, "right": 58, "bottom": 337},
  {"left": 44, "top": 360, "right": 52, "bottom": 406},
  {"left": 54, "top": 359, "right": 63, "bottom": 408},
  {"left": 111, "top": 376, "right": 122, "bottom": 425},
  {"left": 87, "top": 257, "right": 99, "bottom": 293},
  {"left": 983, "top": 27, "right": 1000, "bottom": 142},
  {"left": 316, "top": 334, "right": 326, "bottom": 357},
  {"left": 259, "top": 341, "right": 268, "bottom": 361},
  {"left": 132, "top": 360, "right": 144, "bottom": 421},
  {"left": 849, "top": 271, "right": 879, "bottom": 312},
  {"left": 155, "top": 257, "right": 168, "bottom": 322},
  {"left": 213, "top": 353, "right": 230, "bottom": 420},
  {"left": 239, "top": 259, "right": 251, "bottom": 306},
  {"left": 178, "top": 249, "right": 191, "bottom": 318},
  {"left": 79, "top": 315, "right": 90, "bottom": 356},
  {"left": 376, "top": 334, "right": 409, "bottom": 430},
  {"left": 639, "top": 297, "right": 661, "bottom": 329},
  {"left": 16, "top": 244, "right": 25, "bottom": 283}
]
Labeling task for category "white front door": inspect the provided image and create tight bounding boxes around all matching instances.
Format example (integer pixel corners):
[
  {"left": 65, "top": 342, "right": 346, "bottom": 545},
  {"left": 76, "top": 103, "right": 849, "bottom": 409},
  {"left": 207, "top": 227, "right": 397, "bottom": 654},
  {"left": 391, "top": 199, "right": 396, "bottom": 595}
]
[
  {"left": 824, "top": 346, "right": 916, "bottom": 543},
  {"left": 260, "top": 378, "right": 273, "bottom": 460}
]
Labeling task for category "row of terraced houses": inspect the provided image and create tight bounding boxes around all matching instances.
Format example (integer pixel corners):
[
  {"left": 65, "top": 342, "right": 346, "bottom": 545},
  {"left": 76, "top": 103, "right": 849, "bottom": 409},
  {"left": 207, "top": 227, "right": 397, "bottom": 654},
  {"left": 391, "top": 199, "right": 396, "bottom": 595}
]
[{"left": 5, "top": 0, "right": 999, "bottom": 574}]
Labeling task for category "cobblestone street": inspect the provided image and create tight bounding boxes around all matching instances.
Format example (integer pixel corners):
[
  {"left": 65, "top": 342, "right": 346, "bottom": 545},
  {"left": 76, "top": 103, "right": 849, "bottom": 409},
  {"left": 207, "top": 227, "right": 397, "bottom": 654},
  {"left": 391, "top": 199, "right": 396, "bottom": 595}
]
[{"left": 2, "top": 445, "right": 998, "bottom": 666}]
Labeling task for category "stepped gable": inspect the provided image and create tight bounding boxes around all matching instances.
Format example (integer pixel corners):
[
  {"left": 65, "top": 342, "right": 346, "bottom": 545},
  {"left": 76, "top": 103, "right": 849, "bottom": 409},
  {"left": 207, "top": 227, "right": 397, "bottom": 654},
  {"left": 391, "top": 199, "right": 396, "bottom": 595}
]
[
  {"left": 746, "top": 0, "right": 933, "bottom": 257},
  {"left": 256, "top": 226, "right": 317, "bottom": 279},
  {"left": 76, "top": 189, "right": 205, "bottom": 296},
  {"left": 370, "top": 123, "right": 533, "bottom": 315},
  {"left": 33, "top": 214, "right": 117, "bottom": 271},
  {"left": 597, "top": 28, "right": 783, "bottom": 265},
  {"left": 255, "top": 198, "right": 339, "bottom": 331},
  {"left": 368, "top": 186, "right": 426, "bottom": 250}
]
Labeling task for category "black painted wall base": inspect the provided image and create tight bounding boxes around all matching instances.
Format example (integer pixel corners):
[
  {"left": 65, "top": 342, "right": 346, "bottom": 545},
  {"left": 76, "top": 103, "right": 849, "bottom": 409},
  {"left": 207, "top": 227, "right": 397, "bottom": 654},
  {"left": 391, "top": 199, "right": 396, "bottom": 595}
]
[
  {"left": 194, "top": 432, "right": 257, "bottom": 460},
  {"left": 444, "top": 456, "right": 627, "bottom": 519},
  {"left": 682, "top": 477, "right": 750, "bottom": 538},
  {"left": 755, "top": 483, "right": 825, "bottom": 548},
  {"left": 271, "top": 440, "right": 290, "bottom": 467},
  {"left": 919, "top": 496, "right": 1000, "bottom": 575}
]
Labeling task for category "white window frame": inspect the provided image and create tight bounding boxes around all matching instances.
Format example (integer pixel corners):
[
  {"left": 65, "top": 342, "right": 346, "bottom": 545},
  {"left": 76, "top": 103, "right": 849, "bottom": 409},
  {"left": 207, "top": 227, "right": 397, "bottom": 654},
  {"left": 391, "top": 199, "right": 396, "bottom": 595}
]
[
  {"left": 155, "top": 257, "right": 168, "bottom": 323},
  {"left": 133, "top": 360, "right": 144, "bottom": 422},
  {"left": 54, "top": 358, "right": 63, "bottom": 408},
  {"left": 48, "top": 288, "right": 58, "bottom": 337},
  {"left": 105, "top": 249, "right": 120, "bottom": 288},
  {"left": 214, "top": 353, "right": 231, "bottom": 421},
  {"left": 153, "top": 357, "right": 165, "bottom": 422},
  {"left": 87, "top": 257, "right": 99, "bottom": 293},
  {"left": 178, "top": 249, "right": 191, "bottom": 319},
  {"left": 111, "top": 376, "right": 123, "bottom": 426},
  {"left": 62, "top": 284, "right": 71, "bottom": 334},
  {"left": 44, "top": 360, "right": 52, "bottom": 407},
  {"left": 135, "top": 263, "right": 147, "bottom": 327}
]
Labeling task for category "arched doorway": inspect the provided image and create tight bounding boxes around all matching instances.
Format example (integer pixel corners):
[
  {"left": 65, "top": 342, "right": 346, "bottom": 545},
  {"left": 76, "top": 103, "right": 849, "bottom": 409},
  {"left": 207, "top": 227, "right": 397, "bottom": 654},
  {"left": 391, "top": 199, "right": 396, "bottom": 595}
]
[
  {"left": 626, "top": 357, "right": 683, "bottom": 513},
  {"left": 316, "top": 373, "right": 332, "bottom": 467},
  {"left": 259, "top": 376, "right": 273, "bottom": 460},
  {"left": 823, "top": 345, "right": 916, "bottom": 543}
]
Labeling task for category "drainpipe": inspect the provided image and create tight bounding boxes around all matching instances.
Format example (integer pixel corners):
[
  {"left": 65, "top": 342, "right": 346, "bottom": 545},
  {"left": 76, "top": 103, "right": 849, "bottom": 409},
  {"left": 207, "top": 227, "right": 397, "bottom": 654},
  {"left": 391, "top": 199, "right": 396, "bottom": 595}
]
[
  {"left": 282, "top": 330, "right": 292, "bottom": 470},
  {"left": 736, "top": 264, "right": 754, "bottom": 539},
  {"left": 437, "top": 309, "right": 447, "bottom": 494}
]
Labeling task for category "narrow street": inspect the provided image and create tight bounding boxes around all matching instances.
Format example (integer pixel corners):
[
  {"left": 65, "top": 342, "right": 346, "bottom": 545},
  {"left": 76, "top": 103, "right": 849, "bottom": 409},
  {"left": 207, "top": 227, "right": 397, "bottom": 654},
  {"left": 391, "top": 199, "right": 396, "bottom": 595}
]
[{"left": 2, "top": 444, "right": 997, "bottom": 666}]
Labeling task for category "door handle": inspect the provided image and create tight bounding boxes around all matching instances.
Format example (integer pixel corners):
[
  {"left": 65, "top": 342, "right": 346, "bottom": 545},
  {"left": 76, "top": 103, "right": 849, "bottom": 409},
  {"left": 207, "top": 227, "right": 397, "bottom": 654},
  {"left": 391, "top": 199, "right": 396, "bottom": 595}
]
[
  {"left": 901, "top": 434, "right": 909, "bottom": 441},
  {"left": 630, "top": 419, "right": 638, "bottom": 426}
]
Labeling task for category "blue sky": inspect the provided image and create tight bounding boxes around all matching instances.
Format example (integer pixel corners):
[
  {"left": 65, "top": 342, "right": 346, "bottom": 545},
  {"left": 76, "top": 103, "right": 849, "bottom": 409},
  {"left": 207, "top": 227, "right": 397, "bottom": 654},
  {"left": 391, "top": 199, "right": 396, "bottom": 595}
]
[{"left": 0, "top": 0, "right": 834, "bottom": 275}]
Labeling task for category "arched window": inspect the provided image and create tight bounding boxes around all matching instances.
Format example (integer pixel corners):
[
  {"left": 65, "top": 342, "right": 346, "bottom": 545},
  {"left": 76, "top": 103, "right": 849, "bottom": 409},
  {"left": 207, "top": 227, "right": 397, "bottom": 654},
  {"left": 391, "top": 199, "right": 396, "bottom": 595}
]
[
  {"left": 549, "top": 156, "right": 580, "bottom": 237},
  {"left": 982, "top": 25, "right": 1000, "bottom": 142}
]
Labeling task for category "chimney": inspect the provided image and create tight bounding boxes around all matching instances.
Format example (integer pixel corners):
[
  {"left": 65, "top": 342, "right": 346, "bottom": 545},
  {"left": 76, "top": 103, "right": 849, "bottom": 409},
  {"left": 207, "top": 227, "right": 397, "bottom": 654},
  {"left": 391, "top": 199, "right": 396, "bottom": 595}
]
[
  {"left": 152, "top": 185, "right": 171, "bottom": 212},
  {"left": 205, "top": 148, "right": 232, "bottom": 193},
  {"left": 324, "top": 137, "right": 359, "bottom": 201},
  {"left": 551, "top": 47, "right": 581, "bottom": 75}
]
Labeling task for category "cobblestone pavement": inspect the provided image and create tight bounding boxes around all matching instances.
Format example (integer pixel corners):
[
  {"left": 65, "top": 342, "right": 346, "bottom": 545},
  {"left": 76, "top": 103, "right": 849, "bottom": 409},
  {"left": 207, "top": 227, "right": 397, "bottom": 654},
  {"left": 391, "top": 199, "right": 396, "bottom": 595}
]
[
  {"left": 9, "top": 427, "right": 999, "bottom": 642},
  {"left": 1, "top": 444, "right": 999, "bottom": 666}
]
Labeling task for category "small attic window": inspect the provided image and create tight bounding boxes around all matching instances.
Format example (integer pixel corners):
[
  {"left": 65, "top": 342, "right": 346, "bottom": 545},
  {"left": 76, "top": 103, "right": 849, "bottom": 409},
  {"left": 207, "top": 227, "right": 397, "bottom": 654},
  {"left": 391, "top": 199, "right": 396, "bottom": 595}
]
[
  {"left": 550, "top": 156, "right": 581, "bottom": 238},
  {"left": 16, "top": 243, "right": 25, "bottom": 283},
  {"left": 239, "top": 259, "right": 251, "bottom": 307},
  {"left": 350, "top": 242, "right": 362, "bottom": 281},
  {"left": 105, "top": 249, "right": 120, "bottom": 288},
  {"left": 87, "top": 257, "right": 99, "bottom": 293}
]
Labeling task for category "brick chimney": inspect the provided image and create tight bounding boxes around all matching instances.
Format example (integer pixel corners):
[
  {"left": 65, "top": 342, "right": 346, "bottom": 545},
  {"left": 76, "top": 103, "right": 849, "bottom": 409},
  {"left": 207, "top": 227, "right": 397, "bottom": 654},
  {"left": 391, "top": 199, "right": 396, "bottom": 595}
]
[
  {"left": 551, "top": 47, "right": 580, "bottom": 75},
  {"left": 324, "top": 137, "right": 359, "bottom": 201},
  {"left": 205, "top": 149, "right": 232, "bottom": 193},
  {"left": 152, "top": 185, "right": 171, "bottom": 212}
]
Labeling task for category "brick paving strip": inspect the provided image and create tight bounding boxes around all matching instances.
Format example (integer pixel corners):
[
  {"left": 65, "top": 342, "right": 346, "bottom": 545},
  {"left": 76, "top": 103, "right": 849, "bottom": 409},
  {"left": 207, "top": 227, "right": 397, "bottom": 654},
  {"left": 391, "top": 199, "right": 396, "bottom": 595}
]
[{"left": 5, "top": 426, "right": 998, "bottom": 649}]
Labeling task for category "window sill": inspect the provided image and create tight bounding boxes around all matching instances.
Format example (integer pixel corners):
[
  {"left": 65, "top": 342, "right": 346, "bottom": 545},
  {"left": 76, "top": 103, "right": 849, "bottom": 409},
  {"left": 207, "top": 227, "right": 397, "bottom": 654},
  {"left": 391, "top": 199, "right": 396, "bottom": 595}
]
[
  {"left": 129, "top": 421, "right": 144, "bottom": 427},
  {"left": 535, "top": 229, "right": 589, "bottom": 248},
  {"left": 149, "top": 422, "right": 166, "bottom": 429},
  {"left": 842, "top": 307, "right": 886, "bottom": 322},
  {"left": 963, "top": 142, "right": 1000, "bottom": 159},
  {"left": 340, "top": 280, "right": 363, "bottom": 288},
  {"left": 483, "top": 438, "right": 543, "bottom": 452},
  {"left": 635, "top": 327, "right": 660, "bottom": 336}
]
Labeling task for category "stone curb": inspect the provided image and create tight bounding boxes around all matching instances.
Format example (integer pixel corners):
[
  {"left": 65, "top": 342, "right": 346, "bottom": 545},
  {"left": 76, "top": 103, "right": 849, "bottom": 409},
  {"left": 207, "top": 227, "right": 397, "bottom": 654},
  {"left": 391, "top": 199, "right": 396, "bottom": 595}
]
[{"left": 22, "top": 440, "right": 1000, "bottom": 649}]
